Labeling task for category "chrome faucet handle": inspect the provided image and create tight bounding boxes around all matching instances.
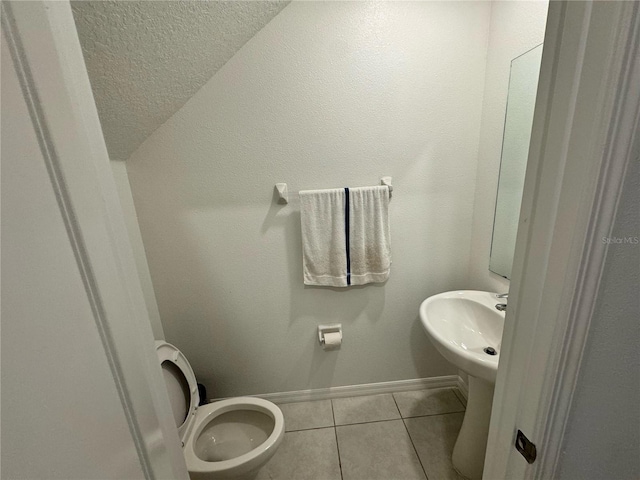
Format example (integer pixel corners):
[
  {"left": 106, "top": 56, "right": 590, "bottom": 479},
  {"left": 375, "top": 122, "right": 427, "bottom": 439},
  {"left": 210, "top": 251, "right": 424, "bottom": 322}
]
[{"left": 496, "top": 293, "right": 509, "bottom": 299}]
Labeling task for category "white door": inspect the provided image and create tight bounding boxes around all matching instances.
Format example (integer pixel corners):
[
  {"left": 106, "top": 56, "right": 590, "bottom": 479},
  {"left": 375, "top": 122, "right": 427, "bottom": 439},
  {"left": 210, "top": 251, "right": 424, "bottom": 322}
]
[
  {"left": 484, "top": 2, "right": 640, "bottom": 479},
  {"left": 1, "top": 2, "right": 188, "bottom": 478}
]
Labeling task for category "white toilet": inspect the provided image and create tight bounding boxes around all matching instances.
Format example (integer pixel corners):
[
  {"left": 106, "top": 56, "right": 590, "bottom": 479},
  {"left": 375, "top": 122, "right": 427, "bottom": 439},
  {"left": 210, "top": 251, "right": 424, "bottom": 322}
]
[{"left": 156, "top": 341, "right": 285, "bottom": 480}]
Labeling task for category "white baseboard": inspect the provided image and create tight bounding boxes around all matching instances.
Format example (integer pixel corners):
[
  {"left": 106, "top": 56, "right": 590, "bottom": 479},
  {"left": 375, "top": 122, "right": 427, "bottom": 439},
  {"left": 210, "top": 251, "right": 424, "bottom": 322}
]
[
  {"left": 456, "top": 375, "right": 469, "bottom": 403},
  {"left": 212, "top": 375, "right": 462, "bottom": 404}
]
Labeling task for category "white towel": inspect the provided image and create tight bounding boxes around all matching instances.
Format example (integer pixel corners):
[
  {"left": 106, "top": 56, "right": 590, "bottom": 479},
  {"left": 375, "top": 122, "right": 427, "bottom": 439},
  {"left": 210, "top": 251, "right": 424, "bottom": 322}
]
[
  {"left": 299, "top": 186, "right": 390, "bottom": 287},
  {"left": 348, "top": 186, "right": 391, "bottom": 285}
]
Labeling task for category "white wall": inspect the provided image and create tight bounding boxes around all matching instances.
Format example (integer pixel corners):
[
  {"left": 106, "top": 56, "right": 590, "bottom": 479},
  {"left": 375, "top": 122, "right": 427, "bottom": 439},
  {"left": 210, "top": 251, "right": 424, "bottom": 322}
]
[
  {"left": 111, "top": 160, "right": 165, "bottom": 340},
  {"left": 556, "top": 154, "right": 640, "bottom": 479},
  {"left": 468, "top": 1, "right": 549, "bottom": 292},
  {"left": 127, "top": 1, "right": 492, "bottom": 397}
]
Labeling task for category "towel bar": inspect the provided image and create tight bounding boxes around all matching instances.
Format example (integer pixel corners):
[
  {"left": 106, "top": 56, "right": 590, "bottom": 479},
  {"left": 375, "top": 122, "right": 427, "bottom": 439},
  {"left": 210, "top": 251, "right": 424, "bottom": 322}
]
[{"left": 274, "top": 177, "right": 392, "bottom": 204}]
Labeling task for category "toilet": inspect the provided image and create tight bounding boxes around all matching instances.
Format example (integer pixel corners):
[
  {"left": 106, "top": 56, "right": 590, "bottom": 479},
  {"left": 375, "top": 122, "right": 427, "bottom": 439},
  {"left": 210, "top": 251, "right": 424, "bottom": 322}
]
[{"left": 155, "top": 341, "right": 285, "bottom": 480}]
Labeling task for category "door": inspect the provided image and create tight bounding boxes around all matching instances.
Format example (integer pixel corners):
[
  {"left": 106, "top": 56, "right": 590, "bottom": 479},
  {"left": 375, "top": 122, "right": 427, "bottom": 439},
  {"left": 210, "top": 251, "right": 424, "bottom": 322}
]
[{"left": 1, "top": 2, "right": 188, "bottom": 478}]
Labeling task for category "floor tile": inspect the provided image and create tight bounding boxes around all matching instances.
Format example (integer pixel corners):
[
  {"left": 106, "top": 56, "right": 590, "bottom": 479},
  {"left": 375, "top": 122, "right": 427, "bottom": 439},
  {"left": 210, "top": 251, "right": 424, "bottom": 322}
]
[
  {"left": 404, "top": 413, "right": 465, "bottom": 480},
  {"left": 336, "top": 419, "right": 426, "bottom": 480},
  {"left": 332, "top": 394, "right": 400, "bottom": 425},
  {"left": 278, "top": 399, "right": 334, "bottom": 431},
  {"left": 393, "top": 388, "right": 465, "bottom": 418},
  {"left": 255, "top": 427, "right": 341, "bottom": 480}
]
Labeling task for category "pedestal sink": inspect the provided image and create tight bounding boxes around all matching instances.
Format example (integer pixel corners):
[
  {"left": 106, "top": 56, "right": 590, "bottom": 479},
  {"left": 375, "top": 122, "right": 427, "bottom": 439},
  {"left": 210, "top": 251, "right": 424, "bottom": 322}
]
[{"left": 419, "top": 291, "right": 505, "bottom": 480}]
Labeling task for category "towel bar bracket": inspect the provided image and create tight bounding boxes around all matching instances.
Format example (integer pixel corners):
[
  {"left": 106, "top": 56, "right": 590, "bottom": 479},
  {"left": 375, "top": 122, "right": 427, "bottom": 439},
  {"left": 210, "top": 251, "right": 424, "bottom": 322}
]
[
  {"left": 380, "top": 176, "right": 393, "bottom": 195},
  {"left": 275, "top": 183, "right": 289, "bottom": 204}
]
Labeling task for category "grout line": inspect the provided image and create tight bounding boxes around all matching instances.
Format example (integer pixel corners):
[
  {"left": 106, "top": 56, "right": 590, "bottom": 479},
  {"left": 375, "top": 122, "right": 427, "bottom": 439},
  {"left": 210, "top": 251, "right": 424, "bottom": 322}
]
[
  {"left": 335, "top": 417, "right": 403, "bottom": 428},
  {"left": 331, "top": 399, "right": 344, "bottom": 480},
  {"left": 285, "top": 410, "right": 465, "bottom": 433},
  {"left": 401, "top": 409, "right": 466, "bottom": 420},
  {"left": 285, "top": 425, "right": 337, "bottom": 433},
  {"left": 331, "top": 409, "right": 466, "bottom": 429},
  {"left": 330, "top": 398, "right": 337, "bottom": 428},
  {"left": 393, "top": 393, "right": 430, "bottom": 480},
  {"left": 390, "top": 391, "right": 402, "bottom": 417}
]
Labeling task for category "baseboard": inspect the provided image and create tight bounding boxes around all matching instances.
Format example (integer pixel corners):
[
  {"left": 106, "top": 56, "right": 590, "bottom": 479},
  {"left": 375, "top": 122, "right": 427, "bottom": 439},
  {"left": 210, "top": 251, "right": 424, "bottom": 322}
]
[
  {"left": 456, "top": 375, "right": 469, "bottom": 404},
  {"left": 212, "top": 375, "right": 461, "bottom": 404}
]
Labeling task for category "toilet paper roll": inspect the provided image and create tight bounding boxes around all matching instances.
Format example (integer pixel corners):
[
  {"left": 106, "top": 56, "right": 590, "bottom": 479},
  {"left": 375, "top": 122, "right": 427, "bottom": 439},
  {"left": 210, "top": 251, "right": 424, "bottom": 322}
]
[{"left": 323, "top": 332, "right": 342, "bottom": 350}]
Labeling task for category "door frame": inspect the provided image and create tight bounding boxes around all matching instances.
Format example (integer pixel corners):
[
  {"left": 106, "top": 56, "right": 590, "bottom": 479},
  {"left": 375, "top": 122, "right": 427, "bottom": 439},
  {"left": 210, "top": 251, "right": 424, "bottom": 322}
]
[
  {"left": 4, "top": 0, "right": 639, "bottom": 478},
  {"left": 1, "top": 2, "right": 189, "bottom": 478},
  {"left": 484, "top": 1, "right": 639, "bottom": 478}
]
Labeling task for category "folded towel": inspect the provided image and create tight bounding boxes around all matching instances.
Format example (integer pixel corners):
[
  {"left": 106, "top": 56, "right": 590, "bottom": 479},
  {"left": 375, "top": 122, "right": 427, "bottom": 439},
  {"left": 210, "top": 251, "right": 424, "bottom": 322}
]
[
  {"left": 348, "top": 186, "right": 391, "bottom": 285},
  {"left": 299, "top": 188, "right": 347, "bottom": 286},
  {"left": 299, "top": 186, "right": 390, "bottom": 287}
]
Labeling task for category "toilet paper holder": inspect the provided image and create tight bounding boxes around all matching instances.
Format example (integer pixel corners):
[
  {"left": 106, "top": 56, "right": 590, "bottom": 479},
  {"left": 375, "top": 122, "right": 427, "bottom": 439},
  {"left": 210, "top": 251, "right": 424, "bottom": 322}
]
[{"left": 318, "top": 324, "right": 342, "bottom": 347}]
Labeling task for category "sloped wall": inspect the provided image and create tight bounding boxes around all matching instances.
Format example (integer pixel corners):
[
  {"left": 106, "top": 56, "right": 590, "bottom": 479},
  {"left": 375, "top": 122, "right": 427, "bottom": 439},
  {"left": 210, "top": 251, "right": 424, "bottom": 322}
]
[
  {"left": 72, "top": 0, "right": 290, "bottom": 159},
  {"left": 127, "top": 1, "right": 492, "bottom": 397}
]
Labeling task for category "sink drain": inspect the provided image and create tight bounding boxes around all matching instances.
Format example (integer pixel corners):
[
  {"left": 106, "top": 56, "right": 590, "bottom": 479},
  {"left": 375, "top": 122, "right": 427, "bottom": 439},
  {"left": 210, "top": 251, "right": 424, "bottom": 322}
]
[{"left": 484, "top": 346, "right": 497, "bottom": 356}]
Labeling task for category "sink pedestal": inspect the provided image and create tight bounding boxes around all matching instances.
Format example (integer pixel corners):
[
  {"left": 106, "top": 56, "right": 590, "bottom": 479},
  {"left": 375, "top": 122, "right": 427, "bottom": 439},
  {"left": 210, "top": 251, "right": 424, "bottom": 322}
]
[
  {"left": 452, "top": 376, "right": 495, "bottom": 480},
  {"left": 419, "top": 291, "right": 504, "bottom": 480}
]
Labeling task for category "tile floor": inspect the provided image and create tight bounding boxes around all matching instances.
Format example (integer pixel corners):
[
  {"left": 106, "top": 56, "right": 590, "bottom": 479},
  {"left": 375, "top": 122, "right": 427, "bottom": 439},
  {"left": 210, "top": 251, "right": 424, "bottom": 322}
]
[{"left": 256, "top": 387, "right": 467, "bottom": 480}]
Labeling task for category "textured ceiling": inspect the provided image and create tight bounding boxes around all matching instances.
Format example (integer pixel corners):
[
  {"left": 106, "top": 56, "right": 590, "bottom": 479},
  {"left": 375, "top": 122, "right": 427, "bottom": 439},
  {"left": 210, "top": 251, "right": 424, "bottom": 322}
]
[{"left": 72, "top": 0, "right": 290, "bottom": 160}]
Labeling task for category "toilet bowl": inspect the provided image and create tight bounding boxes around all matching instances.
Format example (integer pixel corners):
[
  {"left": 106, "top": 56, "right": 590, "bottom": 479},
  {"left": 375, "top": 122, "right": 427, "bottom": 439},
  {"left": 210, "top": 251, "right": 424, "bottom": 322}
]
[{"left": 156, "top": 341, "right": 285, "bottom": 480}]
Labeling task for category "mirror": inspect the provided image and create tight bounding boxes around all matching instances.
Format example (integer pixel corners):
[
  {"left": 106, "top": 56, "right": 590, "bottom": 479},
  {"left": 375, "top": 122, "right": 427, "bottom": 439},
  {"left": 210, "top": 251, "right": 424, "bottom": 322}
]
[{"left": 490, "top": 44, "right": 543, "bottom": 279}]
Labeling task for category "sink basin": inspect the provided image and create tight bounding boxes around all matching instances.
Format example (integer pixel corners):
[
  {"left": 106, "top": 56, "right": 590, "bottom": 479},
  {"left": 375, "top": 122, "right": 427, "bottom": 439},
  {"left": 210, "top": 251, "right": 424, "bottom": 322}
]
[
  {"left": 419, "top": 290, "right": 506, "bottom": 480},
  {"left": 419, "top": 290, "right": 505, "bottom": 383}
]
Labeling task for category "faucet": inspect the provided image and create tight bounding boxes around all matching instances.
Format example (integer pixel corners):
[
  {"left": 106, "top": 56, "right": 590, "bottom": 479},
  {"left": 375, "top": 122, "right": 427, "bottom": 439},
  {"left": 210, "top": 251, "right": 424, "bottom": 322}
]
[{"left": 495, "top": 292, "right": 508, "bottom": 311}]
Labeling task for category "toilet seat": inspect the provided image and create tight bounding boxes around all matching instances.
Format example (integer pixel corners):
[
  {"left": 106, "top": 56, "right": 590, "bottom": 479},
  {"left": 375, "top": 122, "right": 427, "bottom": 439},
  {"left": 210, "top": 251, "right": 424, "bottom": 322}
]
[
  {"left": 155, "top": 341, "right": 285, "bottom": 479},
  {"left": 155, "top": 341, "right": 200, "bottom": 439},
  {"left": 183, "top": 397, "right": 284, "bottom": 478}
]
